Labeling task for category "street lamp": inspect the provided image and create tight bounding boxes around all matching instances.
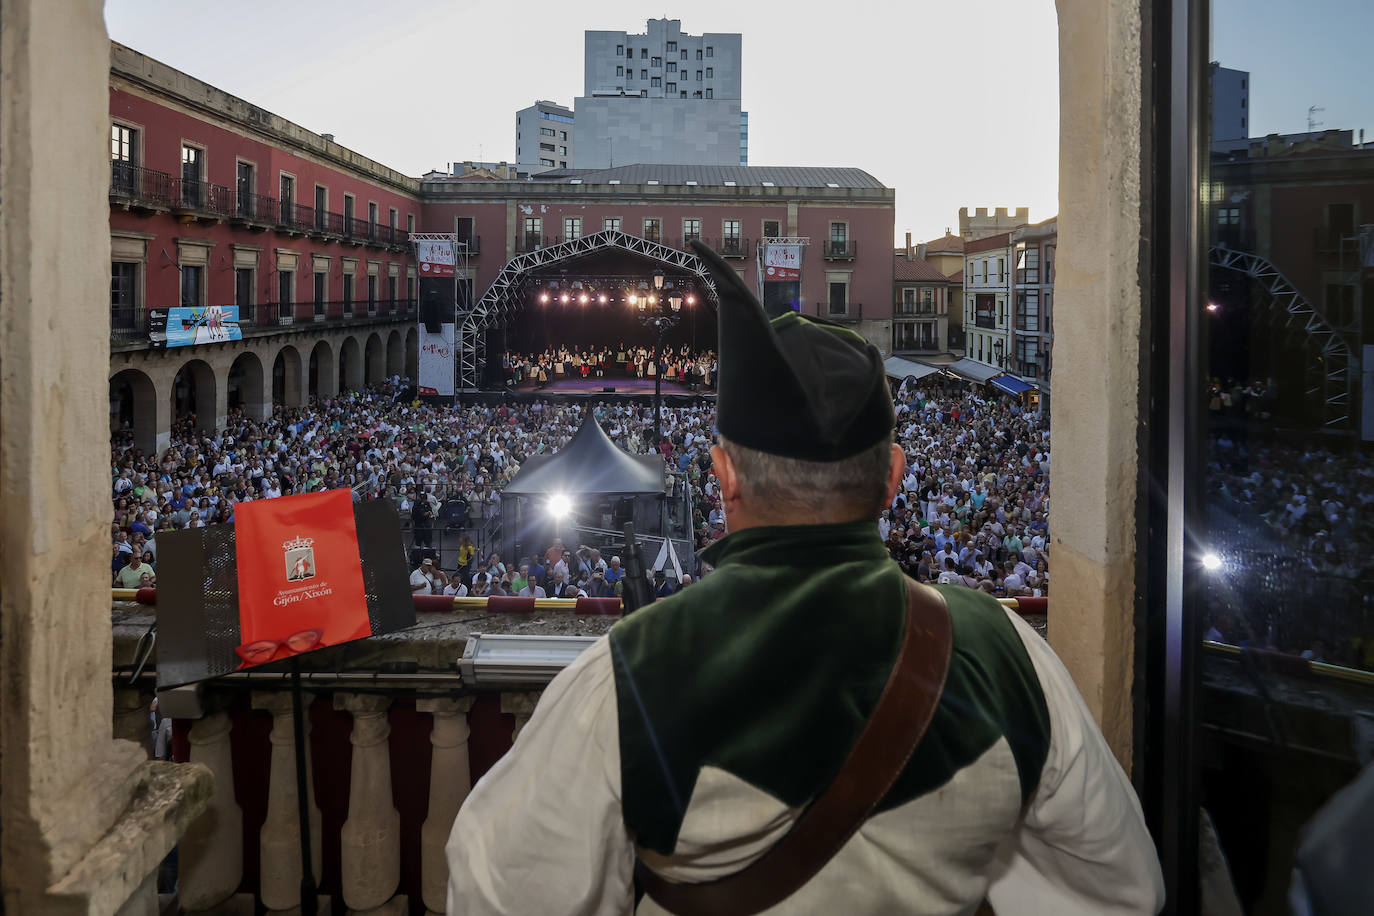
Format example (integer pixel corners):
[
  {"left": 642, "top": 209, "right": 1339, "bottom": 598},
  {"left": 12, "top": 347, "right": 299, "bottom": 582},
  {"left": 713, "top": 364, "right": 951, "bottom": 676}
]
[{"left": 993, "top": 338, "right": 1004, "bottom": 368}]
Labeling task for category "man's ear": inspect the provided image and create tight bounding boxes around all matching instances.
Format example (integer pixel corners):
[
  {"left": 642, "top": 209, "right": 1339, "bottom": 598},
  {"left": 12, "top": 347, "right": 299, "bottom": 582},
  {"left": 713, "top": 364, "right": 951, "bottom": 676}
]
[{"left": 710, "top": 444, "right": 739, "bottom": 504}]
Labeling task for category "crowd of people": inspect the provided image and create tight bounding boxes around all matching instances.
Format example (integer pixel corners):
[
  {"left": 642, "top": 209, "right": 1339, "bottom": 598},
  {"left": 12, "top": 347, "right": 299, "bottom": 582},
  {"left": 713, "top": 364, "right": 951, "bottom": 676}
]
[
  {"left": 506, "top": 343, "right": 716, "bottom": 389},
  {"left": 110, "top": 374, "right": 1053, "bottom": 602}
]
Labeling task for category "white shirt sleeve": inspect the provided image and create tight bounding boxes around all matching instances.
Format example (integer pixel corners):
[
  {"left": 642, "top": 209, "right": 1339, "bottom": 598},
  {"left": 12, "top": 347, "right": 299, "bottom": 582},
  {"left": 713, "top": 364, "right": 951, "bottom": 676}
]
[
  {"left": 446, "top": 636, "right": 634, "bottom": 916},
  {"left": 985, "top": 611, "right": 1166, "bottom": 915}
]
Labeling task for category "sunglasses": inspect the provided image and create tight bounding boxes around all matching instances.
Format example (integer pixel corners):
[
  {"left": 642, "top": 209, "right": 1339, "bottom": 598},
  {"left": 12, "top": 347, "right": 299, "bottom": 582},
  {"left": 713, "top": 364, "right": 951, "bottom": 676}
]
[{"left": 234, "top": 628, "right": 324, "bottom": 666}]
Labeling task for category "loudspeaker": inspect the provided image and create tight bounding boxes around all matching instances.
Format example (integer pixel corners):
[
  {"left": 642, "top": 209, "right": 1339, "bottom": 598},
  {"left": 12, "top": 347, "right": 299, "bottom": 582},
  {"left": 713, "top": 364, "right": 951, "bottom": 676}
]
[
  {"left": 603, "top": 386, "right": 616, "bottom": 393},
  {"left": 420, "top": 297, "right": 446, "bottom": 334}
]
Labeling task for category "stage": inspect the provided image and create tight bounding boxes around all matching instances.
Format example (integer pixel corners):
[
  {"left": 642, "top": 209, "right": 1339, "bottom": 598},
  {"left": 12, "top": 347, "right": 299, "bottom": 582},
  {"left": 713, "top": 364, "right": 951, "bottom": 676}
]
[{"left": 515, "top": 377, "right": 711, "bottom": 396}]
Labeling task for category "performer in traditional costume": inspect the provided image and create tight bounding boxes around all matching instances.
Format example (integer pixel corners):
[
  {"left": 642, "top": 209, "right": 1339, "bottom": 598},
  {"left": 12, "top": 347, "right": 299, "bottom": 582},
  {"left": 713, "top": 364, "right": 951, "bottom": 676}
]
[{"left": 446, "top": 241, "right": 1164, "bottom": 916}]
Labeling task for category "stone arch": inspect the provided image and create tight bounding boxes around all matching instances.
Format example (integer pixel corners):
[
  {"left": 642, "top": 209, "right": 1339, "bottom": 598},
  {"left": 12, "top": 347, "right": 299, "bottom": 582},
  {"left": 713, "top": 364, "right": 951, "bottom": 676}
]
[
  {"left": 227, "top": 351, "right": 268, "bottom": 421},
  {"left": 171, "top": 358, "right": 216, "bottom": 433},
  {"left": 386, "top": 330, "right": 404, "bottom": 379},
  {"left": 308, "top": 338, "right": 336, "bottom": 400},
  {"left": 405, "top": 327, "right": 418, "bottom": 381},
  {"left": 364, "top": 332, "right": 385, "bottom": 388},
  {"left": 272, "top": 344, "right": 304, "bottom": 408},
  {"left": 109, "top": 367, "right": 159, "bottom": 456},
  {"left": 338, "top": 334, "right": 364, "bottom": 392}
]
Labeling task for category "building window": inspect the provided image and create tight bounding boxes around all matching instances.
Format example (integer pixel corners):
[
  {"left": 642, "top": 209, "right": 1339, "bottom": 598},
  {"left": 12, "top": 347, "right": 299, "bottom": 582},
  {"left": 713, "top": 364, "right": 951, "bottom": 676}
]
[
  {"left": 641, "top": 48, "right": 647, "bottom": 59},
  {"left": 280, "top": 174, "right": 294, "bottom": 211},
  {"left": 667, "top": 83, "right": 676, "bottom": 94},
  {"left": 696, "top": 70, "right": 703, "bottom": 81},
  {"left": 762, "top": 219, "right": 780, "bottom": 238},
  {"left": 706, "top": 67, "right": 713, "bottom": 78},
  {"left": 541, "top": 126, "right": 556, "bottom": 136},
  {"left": 683, "top": 218, "right": 701, "bottom": 243},
  {"left": 705, "top": 88, "right": 713, "bottom": 98},
  {"left": 559, "top": 161, "right": 567, "bottom": 168},
  {"left": 523, "top": 217, "right": 542, "bottom": 248},
  {"left": 1016, "top": 246, "right": 1040, "bottom": 283},
  {"left": 616, "top": 44, "right": 623, "bottom": 54},
  {"left": 313, "top": 186, "right": 328, "bottom": 228},
  {"left": 343, "top": 194, "right": 355, "bottom": 227},
  {"left": 278, "top": 270, "right": 293, "bottom": 308},
  {"left": 540, "top": 142, "right": 555, "bottom": 152},
  {"left": 233, "top": 267, "right": 253, "bottom": 310},
  {"left": 828, "top": 282, "right": 848, "bottom": 315},
  {"left": 643, "top": 218, "right": 661, "bottom": 241},
  {"left": 368, "top": 202, "right": 378, "bottom": 228},
  {"left": 617, "top": 65, "right": 623, "bottom": 77},
  {"left": 651, "top": 56, "right": 661, "bottom": 67},
  {"left": 564, "top": 217, "right": 582, "bottom": 240},
  {"left": 455, "top": 216, "right": 474, "bottom": 245},
  {"left": 829, "top": 221, "right": 848, "bottom": 255},
  {"left": 111, "top": 123, "right": 138, "bottom": 164},
  {"left": 667, "top": 40, "right": 676, "bottom": 52},
  {"left": 314, "top": 271, "right": 327, "bottom": 312},
  {"left": 667, "top": 61, "right": 676, "bottom": 73},
  {"left": 641, "top": 69, "right": 648, "bottom": 80},
  {"left": 342, "top": 274, "right": 354, "bottom": 312},
  {"left": 641, "top": 90, "right": 648, "bottom": 97},
  {"left": 235, "top": 161, "right": 255, "bottom": 217},
  {"left": 651, "top": 77, "right": 661, "bottom": 88},
  {"left": 111, "top": 261, "right": 138, "bottom": 326},
  {"left": 180, "top": 145, "right": 204, "bottom": 206},
  {"left": 1016, "top": 289, "right": 1041, "bottom": 332},
  {"left": 706, "top": 45, "right": 713, "bottom": 57},
  {"left": 367, "top": 275, "right": 377, "bottom": 311},
  {"left": 407, "top": 276, "right": 415, "bottom": 301},
  {"left": 696, "top": 49, "right": 703, "bottom": 59},
  {"left": 680, "top": 49, "right": 688, "bottom": 60},
  {"left": 540, "top": 158, "right": 555, "bottom": 167},
  {"left": 723, "top": 219, "right": 741, "bottom": 254},
  {"left": 388, "top": 275, "right": 397, "bottom": 306},
  {"left": 626, "top": 46, "right": 634, "bottom": 58},
  {"left": 389, "top": 207, "right": 398, "bottom": 229},
  {"left": 627, "top": 69, "right": 635, "bottom": 80},
  {"left": 407, "top": 213, "right": 415, "bottom": 234},
  {"left": 604, "top": 217, "right": 621, "bottom": 232},
  {"left": 681, "top": 91, "right": 688, "bottom": 98}
]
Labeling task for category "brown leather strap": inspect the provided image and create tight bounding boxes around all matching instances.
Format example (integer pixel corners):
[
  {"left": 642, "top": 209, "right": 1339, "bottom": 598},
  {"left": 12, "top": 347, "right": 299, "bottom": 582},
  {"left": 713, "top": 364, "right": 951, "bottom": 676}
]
[{"left": 635, "top": 576, "right": 953, "bottom": 915}]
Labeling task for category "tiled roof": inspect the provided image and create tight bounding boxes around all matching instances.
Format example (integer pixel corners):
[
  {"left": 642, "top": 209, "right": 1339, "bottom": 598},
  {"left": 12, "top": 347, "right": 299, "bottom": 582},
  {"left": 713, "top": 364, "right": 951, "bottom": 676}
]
[
  {"left": 923, "top": 232, "right": 964, "bottom": 254},
  {"left": 894, "top": 254, "right": 953, "bottom": 282},
  {"left": 949, "top": 269, "right": 965, "bottom": 283},
  {"left": 531, "top": 164, "right": 888, "bottom": 190}
]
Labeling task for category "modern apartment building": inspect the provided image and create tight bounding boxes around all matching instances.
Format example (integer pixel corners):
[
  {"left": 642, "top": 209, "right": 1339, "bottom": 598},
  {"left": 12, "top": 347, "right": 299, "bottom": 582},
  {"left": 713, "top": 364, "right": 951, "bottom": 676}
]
[
  {"left": 515, "top": 100, "right": 575, "bottom": 173},
  {"left": 575, "top": 18, "right": 747, "bottom": 168},
  {"left": 1209, "top": 62, "right": 1249, "bottom": 142},
  {"left": 962, "top": 232, "right": 1013, "bottom": 370},
  {"left": 1009, "top": 217, "right": 1057, "bottom": 384}
]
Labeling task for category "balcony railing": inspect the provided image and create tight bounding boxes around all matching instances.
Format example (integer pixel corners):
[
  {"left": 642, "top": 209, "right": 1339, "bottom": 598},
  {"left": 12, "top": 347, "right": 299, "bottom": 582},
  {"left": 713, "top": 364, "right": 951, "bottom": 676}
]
[
  {"left": 823, "top": 239, "right": 858, "bottom": 260},
  {"left": 232, "top": 192, "right": 279, "bottom": 225},
  {"left": 454, "top": 235, "right": 480, "bottom": 254},
  {"left": 1313, "top": 225, "right": 1358, "bottom": 255},
  {"left": 515, "top": 233, "right": 551, "bottom": 253},
  {"left": 895, "top": 301, "right": 937, "bottom": 315},
  {"left": 172, "top": 177, "right": 233, "bottom": 217},
  {"left": 110, "top": 304, "right": 149, "bottom": 342},
  {"left": 974, "top": 315, "right": 996, "bottom": 329},
  {"left": 109, "top": 162, "right": 175, "bottom": 208},
  {"left": 702, "top": 236, "right": 748, "bottom": 259}
]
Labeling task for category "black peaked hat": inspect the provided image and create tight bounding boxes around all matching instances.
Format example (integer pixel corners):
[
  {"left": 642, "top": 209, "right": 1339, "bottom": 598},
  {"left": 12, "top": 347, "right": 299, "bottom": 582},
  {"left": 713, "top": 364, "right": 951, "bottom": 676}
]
[{"left": 690, "top": 240, "right": 894, "bottom": 462}]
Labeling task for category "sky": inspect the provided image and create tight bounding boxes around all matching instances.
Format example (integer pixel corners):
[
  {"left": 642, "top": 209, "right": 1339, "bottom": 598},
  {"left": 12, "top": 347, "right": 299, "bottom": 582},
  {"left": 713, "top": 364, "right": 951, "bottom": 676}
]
[
  {"left": 103, "top": 0, "right": 1061, "bottom": 245},
  {"left": 1212, "top": 0, "right": 1374, "bottom": 143}
]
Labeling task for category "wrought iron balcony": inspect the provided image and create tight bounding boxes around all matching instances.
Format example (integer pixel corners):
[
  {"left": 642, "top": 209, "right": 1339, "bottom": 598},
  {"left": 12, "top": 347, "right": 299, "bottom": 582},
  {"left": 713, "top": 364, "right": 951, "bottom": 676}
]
[
  {"left": 705, "top": 236, "right": 749, "bottom": 259},
  {"left": 109, "top": 162, "right": 175, "bottom": 209},
  {"left": 230, "top": 192, "right": 278, "bottom": 226},
  {"left": 171, "top": 177, "right": 233, "bottom": 219},
  {"left": 826, "top": 301, "right": 863, "bottom": 321},
  {"left": 823, "top": 239, "right": 858, "bottom": 260}
]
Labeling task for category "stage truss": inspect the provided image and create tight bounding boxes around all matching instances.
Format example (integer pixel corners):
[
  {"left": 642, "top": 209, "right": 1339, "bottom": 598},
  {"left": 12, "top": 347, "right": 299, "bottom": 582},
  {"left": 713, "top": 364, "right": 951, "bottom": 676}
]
[
  {"left": 1209, "top": 244, "right": 1357, "bottom": 431},
  {"left": 459, "top": 230, "right": 720, "bottom": 391}
]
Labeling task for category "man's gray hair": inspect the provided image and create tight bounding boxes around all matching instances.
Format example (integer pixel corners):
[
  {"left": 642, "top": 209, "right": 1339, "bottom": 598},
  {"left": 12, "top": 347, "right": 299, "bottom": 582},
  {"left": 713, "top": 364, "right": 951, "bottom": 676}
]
[{"left": 718, "top": 434, "right": 893, "bottom": 519}]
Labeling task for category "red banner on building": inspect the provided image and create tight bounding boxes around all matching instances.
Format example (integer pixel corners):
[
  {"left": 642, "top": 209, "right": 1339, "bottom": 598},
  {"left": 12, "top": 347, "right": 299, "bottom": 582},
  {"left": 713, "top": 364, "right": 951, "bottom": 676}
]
[
  {"left": 762, "top": 243, "right": 802, "bottom": 281},
  {"left": 232, "top": 490, "right": 371, "bottom": 668},
  {"left": 417, "top": 238, "right": 456, "bottom": 277}
]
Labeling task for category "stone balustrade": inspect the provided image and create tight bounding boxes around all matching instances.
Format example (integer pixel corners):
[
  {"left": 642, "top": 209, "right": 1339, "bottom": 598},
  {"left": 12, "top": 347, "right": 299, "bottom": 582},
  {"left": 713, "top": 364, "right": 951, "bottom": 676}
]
[{"left": 110, "top": 601, "right": 616, "bottom": 914}]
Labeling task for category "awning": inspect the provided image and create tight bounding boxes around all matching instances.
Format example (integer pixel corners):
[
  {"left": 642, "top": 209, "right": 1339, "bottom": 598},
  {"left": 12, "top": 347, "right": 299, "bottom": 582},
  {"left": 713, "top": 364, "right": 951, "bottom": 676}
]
[
  {"left": 882, "top": 356, "right": 942, "bottom": 382},
  {"left": 945, "top": 358, "right": 1003, "bottom": 384},
  {"left": 990, "top": 375, "right": 1035, "bottom": 395}
]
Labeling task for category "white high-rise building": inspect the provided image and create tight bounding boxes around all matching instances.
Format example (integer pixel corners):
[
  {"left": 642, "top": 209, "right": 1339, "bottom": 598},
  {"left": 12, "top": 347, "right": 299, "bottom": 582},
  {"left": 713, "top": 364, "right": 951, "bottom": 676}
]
[
  {"left": 515, "top": 100, "right": 575, "bottom": 174},
  {"left": 574, "top": 18, "right": 746, "bottom": 169}
]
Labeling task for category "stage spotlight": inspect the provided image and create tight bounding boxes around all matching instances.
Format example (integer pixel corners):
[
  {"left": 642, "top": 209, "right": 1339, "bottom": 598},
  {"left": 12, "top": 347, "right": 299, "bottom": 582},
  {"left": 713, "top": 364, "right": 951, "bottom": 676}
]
[
  {"left": 598, "top": 293, "right": 608, "bottom": 305},
  {"left": 628, "top": 293, "right": 638, "bottom": 306},
  {"left": 648, "top": 295, "right": 657, "bottom": 305},
  {"left": 560, "top": 293, "right": 570, "bottom": 304},
  {"left": 579, "top": 293, "right": 589, "bottom": 304},
  {"left": 547, "top": 492, "right": 572, "bottom": 519},
  {"left": 539, "top": 292, "right": 550, "bottom": 304},
  {"left": 1201, "top": 552, "right": 1222, "bottom": 572},
  {"left": 686, "top": 294, "right": 696, "bottom": 305}
]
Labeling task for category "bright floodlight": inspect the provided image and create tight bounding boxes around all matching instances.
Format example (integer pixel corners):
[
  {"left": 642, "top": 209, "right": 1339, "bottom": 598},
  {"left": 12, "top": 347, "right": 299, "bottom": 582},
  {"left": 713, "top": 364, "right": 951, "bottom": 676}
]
[
  {"left": 560, "top": 293, "right": 570, "bottom": 304},
  {"left": 1206, "top": 302, "right": 1220, "bottom": 313},
  {"left": 686, "top": 294, "right": 696, "bottom": 305},
  {"left": 579, "top": 293, "right": 589, "bottom": 304},
  {"left": 598, "top": 293, "right": 608, "bottom": 304},
  {"left": 539, "top": 292, "right": 550, "bottom": 304},
  {"left": 548, "top": 493, "right": 572, "bottom": 519},
  {"left": 1201, "top": 552, "right": 1222, "bottom": 571}
]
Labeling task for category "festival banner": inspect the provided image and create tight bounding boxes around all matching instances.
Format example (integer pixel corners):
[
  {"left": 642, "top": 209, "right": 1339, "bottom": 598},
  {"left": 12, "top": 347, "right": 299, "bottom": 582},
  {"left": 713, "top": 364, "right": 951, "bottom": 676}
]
[
  {"left": 762, "top": 243, "right": 802, "bottom": 281},
  {"left": 231, "top": 490, "right": 371, "bottom": 667},
  {"left": 417, "top": 319, "right": 456, "bottom": 396},
  {"left": 417, "top": 238, "right": 456, "bottom": 278},
  {"left": 166, "top": 305, "right": 242, "bottom": 347}
]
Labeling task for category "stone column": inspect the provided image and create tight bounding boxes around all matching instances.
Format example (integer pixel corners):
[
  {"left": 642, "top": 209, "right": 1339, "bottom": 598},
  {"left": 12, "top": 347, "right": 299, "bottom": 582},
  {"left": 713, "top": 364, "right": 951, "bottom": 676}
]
[
  {"left": 179, "top": 710, "right": 246, "bottom": 913},
  {"left": 500, "top": 691, "right": 542, "bottom": 742},
  {"left": 334, "top": 693, "right": 402, "bottom": 914},
  {"left": 113, "top": 687, "right": 153, "bottom": 758},
  {"left": 253, "top": 691, "right": 322, "bottom": 913},
  {"left": 417, "top": 696, "right": 474, "bottom": 916},
  {"left": 0, "top": 2, "right": 210, "bottom": 911}
]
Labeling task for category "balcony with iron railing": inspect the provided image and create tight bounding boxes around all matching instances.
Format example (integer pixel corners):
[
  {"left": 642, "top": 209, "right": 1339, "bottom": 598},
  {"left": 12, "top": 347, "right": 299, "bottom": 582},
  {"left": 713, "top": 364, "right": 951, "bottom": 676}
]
[
  {"left": 109, "top": 299, "right": 417, "bottom": 347},
  {"left": 825, "top": 301, "right": 863, "bottom": 321},
  {"left": 109, "top": 162, "right": 175, "bottom": 209},
  {"left": 895, "top": 300, "right": 938, "bottom": 316},
  {"left": 230, "top": 192, "right": 279, "bottom": 227},
  {"left": 823, "top": 239, "right": 858, "bottom": 260},
  {"left": 171, "top": 177, "right": 234, "bottom": 220}
]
